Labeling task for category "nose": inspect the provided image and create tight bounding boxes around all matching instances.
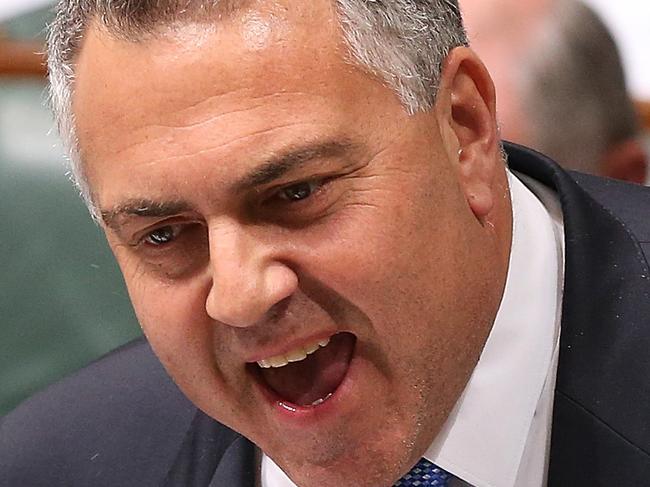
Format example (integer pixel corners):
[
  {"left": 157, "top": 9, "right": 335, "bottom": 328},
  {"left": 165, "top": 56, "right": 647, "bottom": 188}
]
[{"left": 204, "top": 220, "right": 298, "bottom": 327}]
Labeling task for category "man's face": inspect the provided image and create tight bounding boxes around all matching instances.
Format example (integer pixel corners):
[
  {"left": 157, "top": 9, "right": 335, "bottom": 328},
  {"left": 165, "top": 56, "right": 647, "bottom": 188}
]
[{"left": 74, "top": 1, "right": 508, "bottom": 485}]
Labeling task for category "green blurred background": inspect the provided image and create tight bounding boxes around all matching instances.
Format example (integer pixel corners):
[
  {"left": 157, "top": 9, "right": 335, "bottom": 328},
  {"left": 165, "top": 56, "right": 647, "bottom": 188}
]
[{"left": 0, "top": 6, "right": 140, "bottom": 416}]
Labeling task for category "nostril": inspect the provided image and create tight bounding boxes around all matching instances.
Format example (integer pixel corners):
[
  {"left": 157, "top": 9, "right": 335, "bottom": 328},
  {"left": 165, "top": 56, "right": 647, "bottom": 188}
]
[{"left": 267, "top": 296, "right": 292, "bottom": 322}]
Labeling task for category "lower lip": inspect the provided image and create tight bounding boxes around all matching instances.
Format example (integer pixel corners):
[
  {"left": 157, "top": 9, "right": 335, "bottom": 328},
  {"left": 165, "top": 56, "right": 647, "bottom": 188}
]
[{"left": 254, "top": 349, "right": 359, "bottom": 425}]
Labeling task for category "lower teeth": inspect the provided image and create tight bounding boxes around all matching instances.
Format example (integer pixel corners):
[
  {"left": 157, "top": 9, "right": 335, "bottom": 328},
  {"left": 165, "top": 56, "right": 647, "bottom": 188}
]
[{"left": 310, "top": 393, "right": 333, "bottom": 406}]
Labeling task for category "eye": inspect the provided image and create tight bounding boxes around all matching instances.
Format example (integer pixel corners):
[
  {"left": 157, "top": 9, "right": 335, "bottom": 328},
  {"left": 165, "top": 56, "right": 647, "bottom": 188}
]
[
  {"left": 143, "top": 225, "right": 182, "bottom": 246},
  {"left": 260, "top": 177, "right": 338, "bottom": 224},
  {"left": 277, "top": 181, "right": 320, "bottom": 202}
]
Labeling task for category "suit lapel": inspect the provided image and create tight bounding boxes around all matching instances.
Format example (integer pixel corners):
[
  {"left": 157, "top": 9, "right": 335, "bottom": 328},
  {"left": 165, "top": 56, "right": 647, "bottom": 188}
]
[
  {"left": 163, "top": 409, "right": 257, "bottom": 487},
  {"left": 507, "top": 143, "right": 650, "bottom": 485},
  {"left": 209, "top": 436, "right": 257, "bottom": 487}
]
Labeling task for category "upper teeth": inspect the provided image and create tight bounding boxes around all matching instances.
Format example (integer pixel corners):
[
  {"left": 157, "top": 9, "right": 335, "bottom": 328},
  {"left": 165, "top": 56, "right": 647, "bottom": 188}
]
[{"left": 257, "top": 337, "right": 331, "bottom": 369}]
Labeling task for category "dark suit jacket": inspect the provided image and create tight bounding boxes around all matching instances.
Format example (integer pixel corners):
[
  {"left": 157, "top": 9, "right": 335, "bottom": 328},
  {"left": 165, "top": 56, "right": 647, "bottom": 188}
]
[{"left": 2, "top": 144, "right": 649, "bottom": 486}]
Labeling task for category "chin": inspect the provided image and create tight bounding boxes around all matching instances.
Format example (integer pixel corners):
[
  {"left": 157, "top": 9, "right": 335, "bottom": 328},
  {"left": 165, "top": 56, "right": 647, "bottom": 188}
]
[
  {"left": 266, "top": 410, "right": 433, "bottom": 487},
  {"left": 278, "top": 454, "right": 409, "bottom": 487}
]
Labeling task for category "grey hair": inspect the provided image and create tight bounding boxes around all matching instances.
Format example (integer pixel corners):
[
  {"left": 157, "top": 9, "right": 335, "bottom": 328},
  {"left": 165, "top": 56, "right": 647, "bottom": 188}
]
[
  {"left": 47, "top": 0, "right": 467, "bottom": 215},
  {"left": 520, "top": 0, "right": 639, "bottom": 174}
]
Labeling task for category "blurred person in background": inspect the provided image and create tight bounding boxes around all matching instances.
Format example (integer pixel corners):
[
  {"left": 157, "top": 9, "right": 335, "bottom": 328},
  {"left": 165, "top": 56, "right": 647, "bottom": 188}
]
[{"left": 462, "top": 0, "right": 648, "bottom": 183}]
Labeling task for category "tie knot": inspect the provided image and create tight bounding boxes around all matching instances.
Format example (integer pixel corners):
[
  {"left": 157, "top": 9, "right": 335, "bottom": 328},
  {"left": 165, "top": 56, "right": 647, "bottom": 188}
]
[{"left": 393, "top": 458, "right": 452, "bottom": 487}]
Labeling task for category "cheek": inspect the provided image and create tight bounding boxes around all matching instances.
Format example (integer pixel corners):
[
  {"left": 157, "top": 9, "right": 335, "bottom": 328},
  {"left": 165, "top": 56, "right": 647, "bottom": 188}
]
[
  {"left": 313, "top": 182, "right": 464, "bottom": 305},
  {"left": 120, "top": 256, "right": 213, "bottom": 369},
  {"left": 300, "top": 180, "right": 479, "bottom": 368},
  {"left": 125, "top": 273, "right": 250, "bottom": 419}
]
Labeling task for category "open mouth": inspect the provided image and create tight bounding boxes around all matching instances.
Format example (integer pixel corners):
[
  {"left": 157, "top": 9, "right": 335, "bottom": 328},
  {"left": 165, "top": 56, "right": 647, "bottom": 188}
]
[{"left": 248, "top": 332, "right": 357, "bottom": 408}]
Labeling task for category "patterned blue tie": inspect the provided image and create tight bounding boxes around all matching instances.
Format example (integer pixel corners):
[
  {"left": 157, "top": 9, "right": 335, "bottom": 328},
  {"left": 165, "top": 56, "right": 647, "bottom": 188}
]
[{"left": 394, "top": 458, "right": 452, "bottom": 486}]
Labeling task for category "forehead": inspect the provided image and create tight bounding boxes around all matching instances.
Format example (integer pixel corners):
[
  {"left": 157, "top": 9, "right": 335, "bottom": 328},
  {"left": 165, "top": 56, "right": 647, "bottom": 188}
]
[
  {"left": 71, "top": 0, "right": 415, "bottom": 210},
  {"left": 74, "top": 0, "right": 342, "bottom": 127}
]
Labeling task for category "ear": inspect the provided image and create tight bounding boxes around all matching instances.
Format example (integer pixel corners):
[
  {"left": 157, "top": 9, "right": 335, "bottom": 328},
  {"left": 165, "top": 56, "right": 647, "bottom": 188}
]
[
  {"left": 434, "top": 47, "right": 502, "bottom": 221},
  {"left": 600, "top": 138, "right": 648, "bottom": 184}
]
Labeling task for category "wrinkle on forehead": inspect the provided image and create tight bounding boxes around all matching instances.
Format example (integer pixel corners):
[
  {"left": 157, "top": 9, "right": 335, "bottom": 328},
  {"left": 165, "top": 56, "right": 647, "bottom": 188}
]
[
  {"left": 75, "top": 0, "right": 399, "bottom": 196},
  {"left": 152, "top": 90, "right": 328, "bottom": 130},
  {"left": 111, "top": 120, "right": 319, "bottom": 168}
]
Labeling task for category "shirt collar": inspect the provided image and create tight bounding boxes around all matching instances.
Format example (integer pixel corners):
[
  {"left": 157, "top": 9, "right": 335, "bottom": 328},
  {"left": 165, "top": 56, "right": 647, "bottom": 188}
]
[{"left": 423, "top": 170, "right": 564, "bottom": 487}]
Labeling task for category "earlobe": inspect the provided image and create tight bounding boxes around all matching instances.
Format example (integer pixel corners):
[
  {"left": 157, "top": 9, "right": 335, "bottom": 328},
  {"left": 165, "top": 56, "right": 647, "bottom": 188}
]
[{"left": 435, "top": 47, "right": 502, "bottom": 222}]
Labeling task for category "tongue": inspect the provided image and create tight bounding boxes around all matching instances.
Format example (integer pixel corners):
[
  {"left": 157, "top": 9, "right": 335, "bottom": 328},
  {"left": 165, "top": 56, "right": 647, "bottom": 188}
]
[{"left": 259, "top": 333, "right": 355, "bottom": 406}]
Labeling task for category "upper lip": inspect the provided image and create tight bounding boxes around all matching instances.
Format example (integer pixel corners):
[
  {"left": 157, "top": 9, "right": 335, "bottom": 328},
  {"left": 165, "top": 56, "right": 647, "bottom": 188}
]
[{"left": 244, "top": 330, "right": 338, "bottom": 364}]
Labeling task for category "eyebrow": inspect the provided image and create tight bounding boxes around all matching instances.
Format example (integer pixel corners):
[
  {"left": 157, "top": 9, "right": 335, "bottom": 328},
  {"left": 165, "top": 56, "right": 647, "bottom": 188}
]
[
  {"left": 101, "top": 138, "right": 357, "bottom": 230},
  {"left": 101, "top": 200, "right": 192, "bottom": 231},
  {"left": 235, "top": 139, "right": 356, "bottom": 190}
]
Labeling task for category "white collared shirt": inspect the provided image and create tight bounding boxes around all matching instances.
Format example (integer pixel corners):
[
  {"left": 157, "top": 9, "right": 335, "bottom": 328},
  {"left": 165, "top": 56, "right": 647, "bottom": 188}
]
[{"left": 261, "top": 170, "right": 565, "bottom": 487}]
